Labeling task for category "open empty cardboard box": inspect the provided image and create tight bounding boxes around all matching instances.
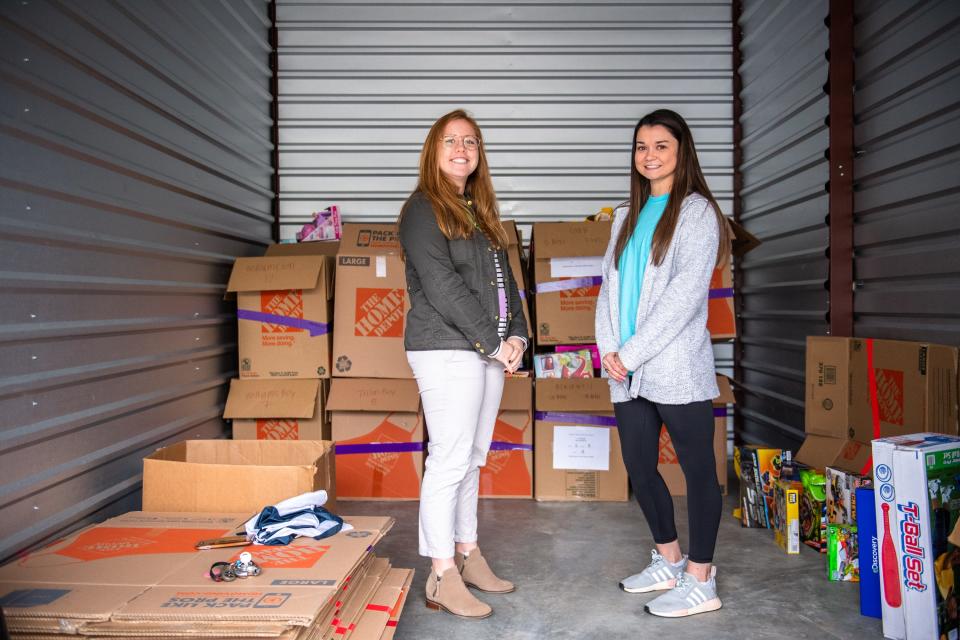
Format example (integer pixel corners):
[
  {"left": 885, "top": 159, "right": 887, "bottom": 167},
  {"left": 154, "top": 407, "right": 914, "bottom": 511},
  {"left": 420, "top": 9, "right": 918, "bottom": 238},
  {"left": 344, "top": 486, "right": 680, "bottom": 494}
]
[{"left": 142, "top": 439, "right": 336, "bottom": 514}]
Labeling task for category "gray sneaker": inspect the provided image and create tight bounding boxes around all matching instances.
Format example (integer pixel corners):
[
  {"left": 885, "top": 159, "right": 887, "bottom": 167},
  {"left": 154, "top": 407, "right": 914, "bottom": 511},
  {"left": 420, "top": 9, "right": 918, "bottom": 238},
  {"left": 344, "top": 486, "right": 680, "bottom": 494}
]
[
  {"left": 644, "top": 569, "right": 722, "bottom": 618},
  {"left": 619, "top": 549, "right": 687, "bottom": 593}
]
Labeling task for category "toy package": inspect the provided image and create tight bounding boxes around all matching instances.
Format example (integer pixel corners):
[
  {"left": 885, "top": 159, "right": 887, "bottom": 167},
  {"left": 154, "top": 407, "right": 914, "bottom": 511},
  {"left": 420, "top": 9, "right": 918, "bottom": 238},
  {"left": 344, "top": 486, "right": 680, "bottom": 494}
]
[
  {"left": 827, "top": 523, "right": 859, "bottom": 581},
  {"left": 826, "top": 466, "right": 872, "bottom": 525},
  {"left": 872, "top": 433, "right": 960, "bottom": 640},
  {"left": 735, "top": 445, "right": 788, "bottom": 528},
  {"left": 800, "top": 468, "right": 827, "bottom": 553},
  {"left": 774, "top": 479, "right": 802, "bottom": 554},
  {"left": 736, "top": 446, "right": 764, "bottom": 527},
  {"left": 856, "top": 486, "right": 882, "bottom": 618},
  {"left": 297, "top": 205, "right": 342, "bottom": 242},
  {"left": 533, "top": 350, "right": 593, "bottom": 379}
]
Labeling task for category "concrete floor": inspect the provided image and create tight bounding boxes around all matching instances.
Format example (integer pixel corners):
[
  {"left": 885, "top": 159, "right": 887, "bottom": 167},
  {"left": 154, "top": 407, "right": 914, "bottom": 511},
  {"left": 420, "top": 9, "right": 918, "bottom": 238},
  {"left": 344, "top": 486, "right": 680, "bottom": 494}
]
[{"left": 341, "top": 490, "right": 884, "bottom": 640}]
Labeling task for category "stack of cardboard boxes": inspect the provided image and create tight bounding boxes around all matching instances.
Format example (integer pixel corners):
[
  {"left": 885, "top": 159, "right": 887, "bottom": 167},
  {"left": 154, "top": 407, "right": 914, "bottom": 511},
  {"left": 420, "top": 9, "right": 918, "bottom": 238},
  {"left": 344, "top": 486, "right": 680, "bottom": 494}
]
[
  {"left": 223, "top": 242, "right": 338, "bottom": 441},
  {"left": 1, "top": 440, "right": 413, "bottom": 640},
  {"left": 329, "top": 224, "right": 422, "bottom": 500}
]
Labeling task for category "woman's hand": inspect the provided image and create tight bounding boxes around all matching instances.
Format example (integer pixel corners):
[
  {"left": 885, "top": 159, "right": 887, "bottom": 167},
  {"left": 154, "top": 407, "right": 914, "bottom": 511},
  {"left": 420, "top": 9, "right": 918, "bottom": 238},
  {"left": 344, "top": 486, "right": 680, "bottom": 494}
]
[
  {"left": 505, "top": 337, "right": 526, "bottom": 373},
  {"left": 601, "top": 352, "right": 629, "bottom": 382},
  {"left": 492, "top": 340, "right": 518, "bottom": 371}
]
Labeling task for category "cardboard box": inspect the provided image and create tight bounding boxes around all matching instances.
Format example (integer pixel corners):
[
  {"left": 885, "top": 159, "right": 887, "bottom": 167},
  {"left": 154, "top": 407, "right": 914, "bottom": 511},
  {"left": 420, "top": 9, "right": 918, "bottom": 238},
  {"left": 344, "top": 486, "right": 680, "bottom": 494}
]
[
  {"left": 142, "top": 440, "right": 336, "bottom": 514},
  {"left": 825, "top": 466, "right": 872, "bottom": 525},
  {"left": 225, "top": 377, "right": 330, "bottom": 440},
  {"left": 333, "top": 224, "right": 412, "bottom": 379},
  {"left": 502, "top": 219, "right": 532, "bottom": 338},
  {"left": 796, "top": 434, "right": 872, "bottom": 474},
  {"left": 658, "top": 374, "right": 734, "bottom": 496},
  {"left": 350, "top": 567, "right": 414, "bottom": 640},
  {"left": 265, "top": 240, "right": 340, "bottom": 258},
  {"left": 827, "top": 523, "right": 860, "bottom": 581},
  {"left": 805, "top": 336, "right": 959, "bottom": 444},
  {"left": 857, "top": 486, "right": 883, "bottom": 618},
  {"left": 227, "top": 253, "right": 334, "bottom": 379},
  {"left": 531, "top": 221, "right": 611, "bottom": 345},
  {"left": 533, "top": 378, "right": 628, "bottom": 501},
  {"left": 480, "top": 376, "right": 533, "bottom": 499},
  {"left": 708, "top": 217, "right": 761, "bottom": 342},
  {"left": 327, "top": 378, "right": 423, "bottom": 500},
  {"left": 872, "top": 433, "right": 960, "bottom": 640},
  {"left": 0, "top": 511, "right": 393, "bottom": 633},
  {"left": 774, "top": 479, "right": 802, "bottom": 554}
]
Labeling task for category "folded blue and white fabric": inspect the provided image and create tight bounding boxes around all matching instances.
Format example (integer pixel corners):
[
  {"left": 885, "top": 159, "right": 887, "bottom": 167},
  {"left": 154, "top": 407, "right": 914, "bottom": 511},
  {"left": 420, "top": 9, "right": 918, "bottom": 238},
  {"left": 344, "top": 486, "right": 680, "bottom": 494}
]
[{"left": 244, "top": 490, "right": 353, "bottom": 545}]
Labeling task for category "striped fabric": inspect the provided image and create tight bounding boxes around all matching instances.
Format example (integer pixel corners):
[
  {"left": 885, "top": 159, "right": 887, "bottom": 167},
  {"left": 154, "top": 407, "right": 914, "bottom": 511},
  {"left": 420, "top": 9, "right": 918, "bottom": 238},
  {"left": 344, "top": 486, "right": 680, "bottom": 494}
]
[{"left": 244, "top": 490, "right": 353, "bottom": 545}]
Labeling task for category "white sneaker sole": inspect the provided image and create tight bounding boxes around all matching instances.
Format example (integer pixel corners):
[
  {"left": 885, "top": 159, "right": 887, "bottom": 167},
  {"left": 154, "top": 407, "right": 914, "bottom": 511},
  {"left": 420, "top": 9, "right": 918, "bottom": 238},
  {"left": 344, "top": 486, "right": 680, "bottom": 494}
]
[
  {"left": 619, "top": 578, "right": 676, "bottom": 593},
  {"left": 645, "top": 598, "right": 722, "bottom": 618}
]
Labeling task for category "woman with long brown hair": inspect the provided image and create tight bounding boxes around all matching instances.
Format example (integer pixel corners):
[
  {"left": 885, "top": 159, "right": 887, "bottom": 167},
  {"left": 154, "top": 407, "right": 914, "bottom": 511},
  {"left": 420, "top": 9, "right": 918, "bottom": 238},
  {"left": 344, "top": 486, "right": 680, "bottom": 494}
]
[
  {"left": 398, "top": 109, "right": 528, "bottom": 619},
  {"left": 595, "top": 109, "right": 732, "bottom": 618}
]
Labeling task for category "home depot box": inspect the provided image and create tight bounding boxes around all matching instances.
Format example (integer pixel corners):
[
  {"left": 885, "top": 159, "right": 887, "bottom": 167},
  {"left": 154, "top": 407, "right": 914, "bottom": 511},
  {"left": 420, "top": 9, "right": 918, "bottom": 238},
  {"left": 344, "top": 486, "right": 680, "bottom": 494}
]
[
  {"left": 871, "top": 433, "right": 960, "bottom": 640},
  {"left": 480, "top": 376, "right": 533, "bottom": 499},
  {"left": 708, "top": 217, "right": 761, "bottom": 341},
  {"left": 0, "top": 511, "right": 393, "bottom": 633},
  {"left": 805, "top": 336, "right": 958, "bottom": 444},
  {"left": 142, "top": 439, "right": 336, "bottom": 514},
  {"left": 502, "top": 220, "right": 533, "bottom": 338},
  {"left": 531, "top": 221, "right": 611, "bottom": 345},
  {"left": 225, "top": 377, "right": 330, "bottom": 441},
  {"left": 658, "top": 374, "right": 734, "bottom": 496},
  {"left": 227, "top": 253, "right": 334, "bottom": 379},
  {"left": 796, "top": 434, "right": 873, "bottom": 474},
  {"left": 534, "top": 378, "right": 628, "bottom": 501},
  {"left": 333, "top": 224, "right": 412, "bottom": 379},
  {"left": 327, "top": 378, "right": 423, "bottom": 500}
]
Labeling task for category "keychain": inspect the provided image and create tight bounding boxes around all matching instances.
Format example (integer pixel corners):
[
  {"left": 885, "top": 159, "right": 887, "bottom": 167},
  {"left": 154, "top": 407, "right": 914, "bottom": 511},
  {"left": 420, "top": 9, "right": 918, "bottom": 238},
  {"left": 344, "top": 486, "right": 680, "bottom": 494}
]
[{"left": 209, "top": 551, "right": 261, "bottom": 582}]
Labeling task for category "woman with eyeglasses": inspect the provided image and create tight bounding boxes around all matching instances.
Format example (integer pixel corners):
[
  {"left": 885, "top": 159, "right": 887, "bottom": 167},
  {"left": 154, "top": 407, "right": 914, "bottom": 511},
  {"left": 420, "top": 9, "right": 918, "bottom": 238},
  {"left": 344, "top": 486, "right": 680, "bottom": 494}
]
[
  {"left": 398, "top": 109, "right": 528, "bottom": 619},
  {"left": 595, "top": 109, "right": 732, "bottom": 618}
]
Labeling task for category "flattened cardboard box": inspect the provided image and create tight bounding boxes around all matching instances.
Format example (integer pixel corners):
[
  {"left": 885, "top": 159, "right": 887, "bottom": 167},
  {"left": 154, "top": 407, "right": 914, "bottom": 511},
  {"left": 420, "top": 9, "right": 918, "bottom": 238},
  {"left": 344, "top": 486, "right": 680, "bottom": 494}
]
[
  {"left": 333, "top": 224, "right": 412, "bottom": 379},
  {"left": 805, "top": 336, "right": 958, "bottom": 443},
  {"left": 227, "top": 254, "right": 334, "bottom": 379},
  {"left": 531, "top": 221, "right": 611, "bottom": 345},
  {"left": 480, "top": 376, "right": 533, "bottom": 499},
  {"left": 349, "top": 567, "right": 414, "bottom": 640},
  {"left": 226, "top": 377, "right": 331, "bottom": 441},
  {"left": 502, "top": 220, "right": 532, "bottom": 338},
  {"left": 143, "top": 439, "right": 336, "bottom": 514},
  {"left": 534, "top": 378, "right": 628, "bottom": 501},
  {"left": 328, "top": 378, "right": 423, "bottom": 500},
  {"left": 657, "top": 375, "right": 734, "bottom": 496},
  {"left": 0, "top": 511, "right": 393, "bottom": 630}
]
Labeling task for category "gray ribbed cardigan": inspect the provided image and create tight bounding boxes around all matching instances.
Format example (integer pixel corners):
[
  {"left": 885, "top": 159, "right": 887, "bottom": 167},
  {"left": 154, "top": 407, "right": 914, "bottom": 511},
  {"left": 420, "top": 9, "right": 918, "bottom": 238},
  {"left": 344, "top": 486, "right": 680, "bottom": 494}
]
[{"left": 595, "top": 192, "right": 721, "bottom": 405}]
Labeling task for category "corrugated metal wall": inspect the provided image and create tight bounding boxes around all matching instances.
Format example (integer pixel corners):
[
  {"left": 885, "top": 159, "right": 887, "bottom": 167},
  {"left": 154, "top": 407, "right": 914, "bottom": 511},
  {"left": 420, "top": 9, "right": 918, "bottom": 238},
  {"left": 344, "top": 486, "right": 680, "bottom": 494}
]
[
  {"left": 735, "top": 0, "right": 830, "bottom": 448},
  {"left": 275, "top": 0, "right": 734, "bottom": 239},
  {"left": 852, "top": 0, "right": 960, "bottom": 345},
  {"left": 0, "top": 0, "right": 273, "bottom": 562}
]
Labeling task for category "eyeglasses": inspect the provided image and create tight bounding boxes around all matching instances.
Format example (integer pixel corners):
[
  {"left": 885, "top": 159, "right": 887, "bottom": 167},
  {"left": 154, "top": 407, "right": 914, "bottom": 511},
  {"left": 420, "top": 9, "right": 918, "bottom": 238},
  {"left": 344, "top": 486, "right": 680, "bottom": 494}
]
[{"left": 441, "top": 135, "right": 481, "bottom": 150}]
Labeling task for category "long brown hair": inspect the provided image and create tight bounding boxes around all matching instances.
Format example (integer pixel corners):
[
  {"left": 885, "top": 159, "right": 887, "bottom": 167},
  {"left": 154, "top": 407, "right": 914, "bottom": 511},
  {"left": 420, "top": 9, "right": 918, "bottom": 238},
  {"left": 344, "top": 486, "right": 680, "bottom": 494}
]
[
  {"left": 399, "top": 109, "right": 508, "bottom": 248},
  {"left": 613, "top": 109, "right": 731, "bottom": 269}
]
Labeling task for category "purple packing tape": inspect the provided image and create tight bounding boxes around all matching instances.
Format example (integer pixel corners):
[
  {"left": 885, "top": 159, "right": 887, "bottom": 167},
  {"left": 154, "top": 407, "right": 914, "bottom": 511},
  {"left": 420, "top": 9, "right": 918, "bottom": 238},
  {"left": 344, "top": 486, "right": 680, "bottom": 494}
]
[
  {"left": 535, "top": 276, "right": 603, "bottom": 294},
  {"left": 335, "top": 442, "right": 424, "bottom": 455},
  {"left": 534, "top": 411, "right": 617, "bottom": 427},
  {"left": 518, "top": 290, "right": 527, "bottom": 300},
  {"left": 708, "top": 287, "right": 734, "bottom": 299},
  {"left": 489, "top": 441, "right": 533, "bottom": 451},
  {"left": 237, "top": 309, "right": 330, "bottom": 337},
  {"left": 714, "top": 407, "right": 729, "bottom": 417}
]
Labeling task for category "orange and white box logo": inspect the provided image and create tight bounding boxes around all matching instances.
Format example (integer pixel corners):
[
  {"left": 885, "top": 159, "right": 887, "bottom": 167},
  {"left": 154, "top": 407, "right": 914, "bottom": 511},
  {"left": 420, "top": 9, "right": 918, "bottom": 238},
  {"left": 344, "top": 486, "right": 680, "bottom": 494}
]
[
  {"left": 354, "top": 288, "right": 405, "bottom": 338},
  {"left": 875, "top": 368, "right": 904, "bottom": 425},
  {"left": 256, "top": 419, "right": 300, "bottom": 440},
  {"left": 260, "top": 289, "right": 304, "bottom": 333},
  {"left": 658, "top": 426, "right": 678, "bottom": 464}
]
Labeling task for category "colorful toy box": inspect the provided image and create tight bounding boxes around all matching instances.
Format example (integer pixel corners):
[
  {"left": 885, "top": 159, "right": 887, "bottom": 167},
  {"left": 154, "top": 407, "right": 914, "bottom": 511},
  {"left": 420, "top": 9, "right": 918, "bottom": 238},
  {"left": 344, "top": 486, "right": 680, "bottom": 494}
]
[
  {"left": 856, "top": 486, "right": 882, "bottom": 619},
  {"left": 800, "top": 467, "right": 828, "bottom": 553},
  {"left": 774, "top": 479, "right": 802, "bottom": 554},
  {"left": 736, "top": 445, "right": 789, "bottom": 528},
  {"left": 534, "top": 349, "right": 594, "bottom": 378},
  {"left": 826, "top": 466, "right": 872, "bottom": 525},
  {"left": 827, "top": 523, "right": 859, "bottom": 581},
  {"left": 872, "top": 433, "right": 960, "bottom": 640}
]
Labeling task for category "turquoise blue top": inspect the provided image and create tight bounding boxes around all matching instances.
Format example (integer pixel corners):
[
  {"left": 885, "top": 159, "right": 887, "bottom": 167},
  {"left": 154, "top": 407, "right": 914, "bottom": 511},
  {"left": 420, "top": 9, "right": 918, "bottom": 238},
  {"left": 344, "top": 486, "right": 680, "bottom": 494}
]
[{"left": 618, "top": 193, "right": 669, "bottom": 351}]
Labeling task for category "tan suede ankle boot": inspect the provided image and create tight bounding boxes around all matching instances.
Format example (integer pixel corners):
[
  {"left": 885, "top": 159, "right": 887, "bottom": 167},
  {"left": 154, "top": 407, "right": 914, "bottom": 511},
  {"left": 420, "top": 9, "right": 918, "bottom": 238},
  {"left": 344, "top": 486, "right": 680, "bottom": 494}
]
[
  {"left": 425, "top": 566, "right": 493, "bottom": 619},
  {"left": 455, "top": 548, "right": 515, "bottom": 593}
]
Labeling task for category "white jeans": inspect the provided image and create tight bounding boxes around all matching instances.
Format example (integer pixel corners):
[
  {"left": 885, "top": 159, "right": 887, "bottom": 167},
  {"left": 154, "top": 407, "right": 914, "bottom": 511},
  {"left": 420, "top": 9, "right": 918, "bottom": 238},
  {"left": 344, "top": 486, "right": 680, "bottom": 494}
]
[{"left": 406, "top": 349, "right": 505, "bottom": 559}]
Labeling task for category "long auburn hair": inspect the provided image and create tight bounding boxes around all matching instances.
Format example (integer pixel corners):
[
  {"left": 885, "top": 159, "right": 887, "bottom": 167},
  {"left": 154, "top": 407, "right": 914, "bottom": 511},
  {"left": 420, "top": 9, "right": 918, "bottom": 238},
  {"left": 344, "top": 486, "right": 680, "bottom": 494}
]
[
  {"left": 613, "top": 109, "right": 731, "bottom": 269},
  {"left": 399, "top": 109, "right": 508, "bottom": 248}
]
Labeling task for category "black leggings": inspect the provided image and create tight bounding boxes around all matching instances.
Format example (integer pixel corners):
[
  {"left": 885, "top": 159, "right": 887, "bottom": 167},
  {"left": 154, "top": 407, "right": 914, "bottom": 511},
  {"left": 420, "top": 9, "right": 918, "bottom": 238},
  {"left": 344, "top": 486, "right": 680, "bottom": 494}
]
[{"left": 613, "top": 396, "right": 722, "bottom": 564}]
